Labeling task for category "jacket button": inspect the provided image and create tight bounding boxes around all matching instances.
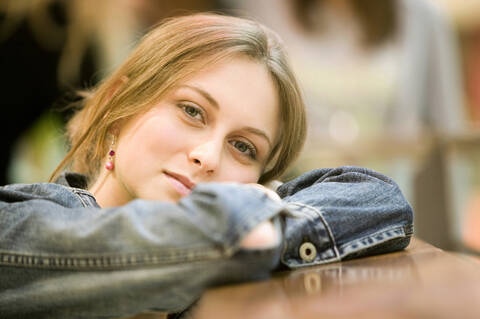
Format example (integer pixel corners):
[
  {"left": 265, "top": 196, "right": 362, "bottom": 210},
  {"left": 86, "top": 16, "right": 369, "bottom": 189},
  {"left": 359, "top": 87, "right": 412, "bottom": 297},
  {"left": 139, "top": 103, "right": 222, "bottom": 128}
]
[{"left": 299, "top": 242, "right": 317, "bottom": 262}]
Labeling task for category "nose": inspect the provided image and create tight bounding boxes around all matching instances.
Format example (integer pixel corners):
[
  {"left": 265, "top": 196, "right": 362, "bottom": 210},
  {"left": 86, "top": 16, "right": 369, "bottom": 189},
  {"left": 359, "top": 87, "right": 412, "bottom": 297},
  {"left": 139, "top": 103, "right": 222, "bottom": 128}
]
[{"left": 188, "top": 139, "right": 222, "bottom": 175}]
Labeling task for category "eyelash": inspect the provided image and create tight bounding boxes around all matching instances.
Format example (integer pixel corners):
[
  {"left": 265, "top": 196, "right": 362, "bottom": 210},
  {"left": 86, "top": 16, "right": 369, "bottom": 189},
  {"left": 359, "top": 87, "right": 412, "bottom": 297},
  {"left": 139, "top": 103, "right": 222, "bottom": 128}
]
[
  {"left": 179, "top": 103, "right": 205, "bottom": 123},
  {"left": 179, "top": 102, "right": 258, "bottom": 160},
  {"left": 230, "top": 140, "right": 257, "bottom": 160}
]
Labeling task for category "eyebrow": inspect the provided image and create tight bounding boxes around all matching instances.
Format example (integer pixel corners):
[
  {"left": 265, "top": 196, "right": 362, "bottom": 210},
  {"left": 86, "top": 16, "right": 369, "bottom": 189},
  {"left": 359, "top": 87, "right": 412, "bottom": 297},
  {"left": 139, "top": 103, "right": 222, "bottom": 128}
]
[
  {"left": 179, "top": 84, "right": 273, "bottom": 149},
  {"left": 180, "top": 84, "right": 219, "bottom": 109},
  {"left": 243, "top": 127, "right": 273, "bottom": 149}
]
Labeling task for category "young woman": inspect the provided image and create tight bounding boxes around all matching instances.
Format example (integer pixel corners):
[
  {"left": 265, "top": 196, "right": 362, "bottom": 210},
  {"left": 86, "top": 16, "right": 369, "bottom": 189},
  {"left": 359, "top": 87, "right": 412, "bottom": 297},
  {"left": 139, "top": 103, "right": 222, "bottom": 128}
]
[{"left": 0, "top": 13, "right": 413, "bottom": 315}]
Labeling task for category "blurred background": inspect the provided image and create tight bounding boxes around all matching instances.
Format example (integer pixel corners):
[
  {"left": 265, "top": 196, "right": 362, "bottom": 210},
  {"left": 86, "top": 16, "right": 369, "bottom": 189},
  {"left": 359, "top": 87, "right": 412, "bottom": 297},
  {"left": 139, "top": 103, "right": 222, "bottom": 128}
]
[{"left": 1, "top": 0, "right": 479, "bottom": 254}]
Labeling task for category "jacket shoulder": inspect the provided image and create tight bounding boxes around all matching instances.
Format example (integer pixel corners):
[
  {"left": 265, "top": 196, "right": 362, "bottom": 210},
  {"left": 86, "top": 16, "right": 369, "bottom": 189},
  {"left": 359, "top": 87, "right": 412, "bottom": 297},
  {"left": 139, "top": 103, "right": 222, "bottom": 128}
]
[{"left": 0, "top": 182, "right": 94, "bottom": 208}]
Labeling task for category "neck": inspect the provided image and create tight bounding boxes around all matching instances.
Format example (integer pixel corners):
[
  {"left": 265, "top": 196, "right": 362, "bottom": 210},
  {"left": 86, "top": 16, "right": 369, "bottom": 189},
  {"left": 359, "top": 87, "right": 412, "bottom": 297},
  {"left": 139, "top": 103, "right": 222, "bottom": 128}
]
[{"left": 88, "top": 170, "right": 133, "bottom": 208}]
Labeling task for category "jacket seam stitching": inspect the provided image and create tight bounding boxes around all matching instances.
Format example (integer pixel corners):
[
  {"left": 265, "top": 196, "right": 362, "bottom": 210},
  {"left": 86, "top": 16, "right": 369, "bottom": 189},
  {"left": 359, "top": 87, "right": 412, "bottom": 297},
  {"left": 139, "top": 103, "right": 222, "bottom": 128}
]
[
  {"left": 70, "top": 189, "right": 89, "bottom": 207},
  {"left": 67, "top": 187, "right": 97, "bottom": 207},
  {"left": 286, "top": 202, "right": 340, "bottom": 260},
  {"left": 339, "top": 224, "right": 408, "bottom": 253},
  {"left": 0, "top": 248, "right": 226, "bottom": 269}
]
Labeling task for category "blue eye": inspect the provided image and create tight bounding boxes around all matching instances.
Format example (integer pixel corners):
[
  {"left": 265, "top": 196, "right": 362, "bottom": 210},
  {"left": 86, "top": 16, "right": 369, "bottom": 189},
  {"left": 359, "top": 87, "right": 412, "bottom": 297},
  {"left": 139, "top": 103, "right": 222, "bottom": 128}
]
[{"left": 231, "top": 140, "right": 257, "bottom": 160}]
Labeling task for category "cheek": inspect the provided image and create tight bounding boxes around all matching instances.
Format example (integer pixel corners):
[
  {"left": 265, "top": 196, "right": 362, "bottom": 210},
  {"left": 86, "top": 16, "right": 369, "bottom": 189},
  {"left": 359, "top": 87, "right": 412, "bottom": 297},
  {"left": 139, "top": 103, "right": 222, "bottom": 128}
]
[
  {"left": 141, "top": 119, "right": 189, "bottom": 159},
  {"left": 218, "top": 163, "right": 262, "bottom": 184},
  {"left": 151, "top": 124, "right": 183, "bottom": 151},
  {"left": 119, "top": 116, "right": 189, "bottom": 170}
]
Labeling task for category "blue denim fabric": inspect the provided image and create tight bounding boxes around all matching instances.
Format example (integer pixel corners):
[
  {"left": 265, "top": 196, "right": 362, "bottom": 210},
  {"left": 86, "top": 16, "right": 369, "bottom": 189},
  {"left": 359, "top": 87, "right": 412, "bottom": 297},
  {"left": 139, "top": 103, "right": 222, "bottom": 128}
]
[
  {"left": 0, "top": 166, "right": 413, "bottom": 316},
  {"left": 276, "top": 166, "right": 413, "bottom": 268}
]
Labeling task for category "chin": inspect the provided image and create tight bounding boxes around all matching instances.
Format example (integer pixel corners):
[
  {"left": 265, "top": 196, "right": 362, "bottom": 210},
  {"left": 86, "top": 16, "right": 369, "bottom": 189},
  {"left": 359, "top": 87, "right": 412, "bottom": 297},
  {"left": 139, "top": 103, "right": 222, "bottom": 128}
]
[{"left": 136, "top": 184, "right": 178, "bottom": 203}]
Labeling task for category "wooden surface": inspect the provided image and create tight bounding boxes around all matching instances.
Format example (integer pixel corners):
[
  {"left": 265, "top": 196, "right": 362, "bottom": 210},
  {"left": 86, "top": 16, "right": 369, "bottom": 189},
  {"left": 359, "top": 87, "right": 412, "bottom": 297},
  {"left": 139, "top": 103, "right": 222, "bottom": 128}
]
[
  {"left": 125, "top": 238, "right": 480, "bottom": 318},
  {"left": 187, "top": 238, "right": 480, "bottom": 319}
]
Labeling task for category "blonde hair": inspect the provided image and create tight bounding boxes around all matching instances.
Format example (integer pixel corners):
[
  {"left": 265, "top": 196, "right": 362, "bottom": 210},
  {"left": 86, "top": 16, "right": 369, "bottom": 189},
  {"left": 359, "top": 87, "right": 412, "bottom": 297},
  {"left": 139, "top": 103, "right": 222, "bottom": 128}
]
[{"left": 50, "top": 13, "right": 306, "bottom": 185}]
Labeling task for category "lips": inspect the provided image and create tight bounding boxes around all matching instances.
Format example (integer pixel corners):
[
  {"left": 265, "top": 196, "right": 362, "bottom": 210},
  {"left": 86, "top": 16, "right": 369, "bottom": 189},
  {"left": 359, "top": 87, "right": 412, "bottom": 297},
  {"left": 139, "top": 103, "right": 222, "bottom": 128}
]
[{"left": 163, "top": 171, "right": 195, "bottom": 196}]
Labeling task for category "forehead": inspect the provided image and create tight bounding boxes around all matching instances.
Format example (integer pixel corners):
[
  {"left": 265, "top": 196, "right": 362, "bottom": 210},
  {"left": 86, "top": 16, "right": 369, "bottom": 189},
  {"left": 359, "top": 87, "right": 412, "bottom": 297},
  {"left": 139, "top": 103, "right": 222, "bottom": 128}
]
[{"left": 178, "top": 56, "right": 281, "bottom": 141}]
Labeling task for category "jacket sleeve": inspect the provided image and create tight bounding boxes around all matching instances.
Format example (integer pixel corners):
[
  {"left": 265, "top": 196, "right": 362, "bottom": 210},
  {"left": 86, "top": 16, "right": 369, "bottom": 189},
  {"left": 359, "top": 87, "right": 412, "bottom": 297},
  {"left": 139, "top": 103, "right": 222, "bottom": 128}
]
[
  {"left": 0, "top": 182, "right": 284, "bottom": 271},
  {"left": 276, "top": 166, "right": 414, "bottom": 268},
  {"left": 0, "top": 182, "right": 286, "bottom": 314}
]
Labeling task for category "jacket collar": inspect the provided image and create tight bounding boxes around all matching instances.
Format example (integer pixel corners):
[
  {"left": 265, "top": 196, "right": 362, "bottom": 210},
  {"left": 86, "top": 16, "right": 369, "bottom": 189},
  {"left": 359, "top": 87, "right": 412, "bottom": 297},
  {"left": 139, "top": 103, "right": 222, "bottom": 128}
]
[{"left": 55, "top": 172, "right": 89, "bottom": 189}]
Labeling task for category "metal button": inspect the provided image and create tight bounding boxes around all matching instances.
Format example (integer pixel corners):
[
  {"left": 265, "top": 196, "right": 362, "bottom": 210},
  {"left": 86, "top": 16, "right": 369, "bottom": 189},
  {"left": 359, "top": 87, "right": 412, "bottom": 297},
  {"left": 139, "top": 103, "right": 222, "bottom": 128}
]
[{"left": 299, "top": 242, "right": 317, "bottom": 262}]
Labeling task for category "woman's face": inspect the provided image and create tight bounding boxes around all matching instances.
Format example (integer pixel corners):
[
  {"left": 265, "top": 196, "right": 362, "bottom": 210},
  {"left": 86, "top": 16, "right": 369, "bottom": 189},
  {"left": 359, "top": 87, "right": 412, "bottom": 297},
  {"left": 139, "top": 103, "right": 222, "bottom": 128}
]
[{"left": 111, "top": 56, "right": 280, "bottom": 203}]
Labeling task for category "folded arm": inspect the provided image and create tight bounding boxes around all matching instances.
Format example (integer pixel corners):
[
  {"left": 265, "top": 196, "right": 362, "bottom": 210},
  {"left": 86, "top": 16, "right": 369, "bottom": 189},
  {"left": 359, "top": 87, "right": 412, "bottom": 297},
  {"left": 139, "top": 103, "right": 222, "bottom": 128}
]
[
  {"left": 0, "top": 182, "right": 284, "bottom": 270},
  {"left": 276, "top": 166, "right": 414, "bottom": 268}
]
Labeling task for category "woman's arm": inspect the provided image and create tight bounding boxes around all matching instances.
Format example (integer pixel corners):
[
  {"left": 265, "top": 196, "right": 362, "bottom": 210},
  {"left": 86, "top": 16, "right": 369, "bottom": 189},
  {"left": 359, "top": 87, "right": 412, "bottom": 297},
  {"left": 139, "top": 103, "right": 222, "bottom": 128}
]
[
  {"left": 276, "top": 166, "right": 414, "bottom": 268},
  {"left": 0, "top": 182, "right": 285, "bottom": 314},
  {"left": 0, "top": 182, "right": 284, "bottom": 270}
]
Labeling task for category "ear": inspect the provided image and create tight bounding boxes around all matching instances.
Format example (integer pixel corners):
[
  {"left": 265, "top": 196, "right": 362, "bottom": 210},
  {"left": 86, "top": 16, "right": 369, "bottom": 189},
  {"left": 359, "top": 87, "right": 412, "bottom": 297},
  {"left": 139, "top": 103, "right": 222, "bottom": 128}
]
[
  {"left": 106, "top": 75, "right": 129, "bottom": 101},
  {"left": 108, "top": 121, "right": 121, "bottom": 137}
]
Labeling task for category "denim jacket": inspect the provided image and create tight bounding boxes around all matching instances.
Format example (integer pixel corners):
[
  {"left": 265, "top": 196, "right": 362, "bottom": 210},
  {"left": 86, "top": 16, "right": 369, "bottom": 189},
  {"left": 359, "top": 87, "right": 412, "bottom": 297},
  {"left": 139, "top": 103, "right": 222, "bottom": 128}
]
[{"left": 0, "top": 166, "right": 413, "bottom": 317}]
